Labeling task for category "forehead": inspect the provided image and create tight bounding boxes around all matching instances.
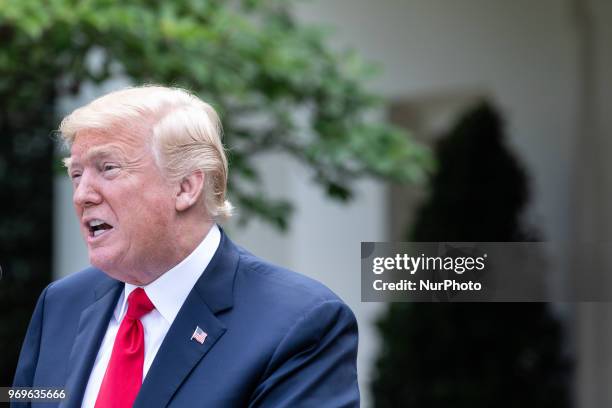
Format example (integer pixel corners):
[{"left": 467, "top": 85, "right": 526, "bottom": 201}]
[{"left": 70, "top": 125, "right": 149, "bottom": 160}]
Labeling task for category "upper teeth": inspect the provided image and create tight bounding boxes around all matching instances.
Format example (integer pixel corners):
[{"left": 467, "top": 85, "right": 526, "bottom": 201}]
[{"left": 89, "top": 219, "right": 105, "bottom": 227}]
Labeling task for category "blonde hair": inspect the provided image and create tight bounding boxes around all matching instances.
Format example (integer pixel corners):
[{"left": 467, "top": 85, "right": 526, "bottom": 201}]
[{"left": 59, "top": 85, "right": 233, "bottom": 219}]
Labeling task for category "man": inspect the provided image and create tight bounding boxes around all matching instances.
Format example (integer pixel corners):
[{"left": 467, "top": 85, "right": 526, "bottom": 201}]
[{"left": 13, "top": 86, "right": 359, "bottom": 407}]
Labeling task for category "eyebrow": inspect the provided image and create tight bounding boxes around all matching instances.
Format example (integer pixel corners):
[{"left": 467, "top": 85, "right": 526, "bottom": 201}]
[{"left": 64, "top": 145, "right": 127, "bottom": 172}]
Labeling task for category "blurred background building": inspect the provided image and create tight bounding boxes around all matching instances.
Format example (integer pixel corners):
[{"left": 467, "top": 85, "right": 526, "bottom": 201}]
[{"left": 3, "top": 0, "right": 612, "bottom": 407}]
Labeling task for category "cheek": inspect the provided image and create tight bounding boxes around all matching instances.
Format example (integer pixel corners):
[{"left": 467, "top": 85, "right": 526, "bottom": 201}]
[
  {"left": 130, "top": 194, "right": 174, "bottom": 236},
  {"left": 109, "top": 177, "right": 175, "bottom": 240},
  {"left": 132, "top": 205, "right": 174, "bottom": 255}
]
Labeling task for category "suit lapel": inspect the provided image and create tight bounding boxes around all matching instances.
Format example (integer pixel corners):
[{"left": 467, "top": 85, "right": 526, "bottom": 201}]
[
  {"left": 134, "top": 229, "right": 240, "bottom": 408},
  {"left": 133, "top": 290, "right": 226, "bottom": 408},
  {"left": 61, "top": 277, "right": 122, "bottom": 408}
]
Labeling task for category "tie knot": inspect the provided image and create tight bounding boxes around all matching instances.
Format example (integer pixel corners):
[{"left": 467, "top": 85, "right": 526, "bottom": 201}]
[{"left": 126, "top": 288, "right": 155, "bottom": 320}]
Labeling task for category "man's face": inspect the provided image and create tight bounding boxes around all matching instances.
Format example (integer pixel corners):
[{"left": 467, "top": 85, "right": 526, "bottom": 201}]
[{"left": 68, "top": 126, "right": 177, "bottom": 283}]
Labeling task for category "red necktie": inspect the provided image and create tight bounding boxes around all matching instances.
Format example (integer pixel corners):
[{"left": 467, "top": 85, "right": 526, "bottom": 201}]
[{"left": 95, "top": 288, "right": 155, "bottom": 408}]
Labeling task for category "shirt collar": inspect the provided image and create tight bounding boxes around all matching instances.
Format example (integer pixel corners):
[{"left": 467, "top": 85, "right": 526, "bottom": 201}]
[{"left": 114, "top": 224, "right": 221, "bottom": 324}]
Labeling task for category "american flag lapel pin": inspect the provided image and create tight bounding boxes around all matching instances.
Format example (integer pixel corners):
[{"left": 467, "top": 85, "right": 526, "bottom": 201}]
[{"left": 191, "top": 326, "right": 208, "bottom": 344}]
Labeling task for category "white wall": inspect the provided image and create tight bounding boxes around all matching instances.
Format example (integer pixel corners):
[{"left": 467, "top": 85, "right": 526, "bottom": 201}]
[{"left": 53, "top": 176, "right": 90, "bottom": 278}]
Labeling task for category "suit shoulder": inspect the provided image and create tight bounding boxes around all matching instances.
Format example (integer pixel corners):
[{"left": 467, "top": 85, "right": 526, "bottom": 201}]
[
  {"left": 235, "top": 247, "right": 345, "bottom": 309},
  {"left": 46, "top": 267, "right": 114, "bottom": 300}
]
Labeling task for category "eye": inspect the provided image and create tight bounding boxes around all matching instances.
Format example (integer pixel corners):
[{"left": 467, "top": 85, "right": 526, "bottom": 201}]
[
  {"left": 102, "top": 163, "right": 120, "bottom": 173},
  {"left": 70, "top": 172, "right": 81, "bottom": 187}
]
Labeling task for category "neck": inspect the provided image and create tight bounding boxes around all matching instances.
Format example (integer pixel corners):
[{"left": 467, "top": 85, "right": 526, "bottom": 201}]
[{"left": 172, "top": 219, "right": 215, "bottom": 267}]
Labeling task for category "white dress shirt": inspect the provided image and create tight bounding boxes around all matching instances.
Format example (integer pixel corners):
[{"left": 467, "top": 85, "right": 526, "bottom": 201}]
[{"left": 81, "top": 224, "right": 221, "bottom": 408}]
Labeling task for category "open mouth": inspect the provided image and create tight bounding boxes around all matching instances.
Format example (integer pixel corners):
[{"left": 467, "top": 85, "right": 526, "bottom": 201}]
[{"left": 88, "top": 219, "right": 114, "bottom": 238}]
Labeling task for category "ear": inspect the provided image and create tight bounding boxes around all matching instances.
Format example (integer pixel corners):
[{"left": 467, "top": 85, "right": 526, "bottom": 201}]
[{"left": 175, "top": 170, "right": 205, "bottom": 212}]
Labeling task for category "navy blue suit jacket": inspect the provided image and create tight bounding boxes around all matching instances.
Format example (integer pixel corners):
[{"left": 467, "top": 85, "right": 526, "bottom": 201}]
[{"left": 12, "top": 231, "right": 359, "bottom": 407}]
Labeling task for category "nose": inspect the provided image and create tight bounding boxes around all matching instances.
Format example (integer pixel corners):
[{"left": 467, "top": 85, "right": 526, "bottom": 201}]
[{"left": 73, "top": 170, "right": 103, "bottom": 208}]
